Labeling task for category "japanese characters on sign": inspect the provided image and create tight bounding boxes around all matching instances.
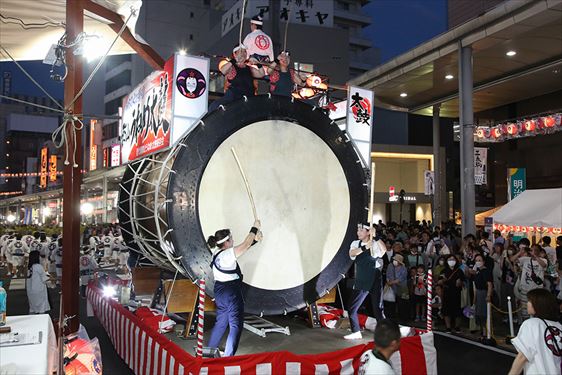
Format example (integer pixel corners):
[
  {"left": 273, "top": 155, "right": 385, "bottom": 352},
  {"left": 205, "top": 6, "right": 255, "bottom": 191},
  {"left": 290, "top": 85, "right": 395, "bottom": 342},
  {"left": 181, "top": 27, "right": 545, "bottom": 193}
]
[
  {"left": 49, "top": 155, "right": 57, "bottom": 182},
  {"left": 111, "top": 145, "right": 121, "bottom": 167},
  {"left": 90, "top": 145, "right": 97, "bottom": 171},
  {"left": 508, "top": 168, "right": 526, "bottom": 201},
  {"left": 221, "top": 0, "right": 333, "bottom": 37},
  {"left": 39, "top": 147, "right": 47, "bottom": 188},
  {"left": 474, "top": 147, "right": 487, "bottom": 185},
  {"left": 120, "top": 54, "right": 210, "bottom": 164},
  {"left": 346, "top": 86, "right": 374, "bottom": 169}
]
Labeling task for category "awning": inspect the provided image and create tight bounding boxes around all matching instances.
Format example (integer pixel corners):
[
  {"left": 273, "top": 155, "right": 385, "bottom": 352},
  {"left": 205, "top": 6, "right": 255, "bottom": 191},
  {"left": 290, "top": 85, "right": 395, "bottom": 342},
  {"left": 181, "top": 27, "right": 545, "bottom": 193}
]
[
  {"left": 492, "top": 188, "right": 562, "bottom": 229},
  {"left": 475, "top": 206, "right": 502, "bottom": 226},
  {"left": 348, "top": 0, "right": 562, "bottom": 118},
  {"left": 0, "top": 0, "right": 143, "bottom": 62}
]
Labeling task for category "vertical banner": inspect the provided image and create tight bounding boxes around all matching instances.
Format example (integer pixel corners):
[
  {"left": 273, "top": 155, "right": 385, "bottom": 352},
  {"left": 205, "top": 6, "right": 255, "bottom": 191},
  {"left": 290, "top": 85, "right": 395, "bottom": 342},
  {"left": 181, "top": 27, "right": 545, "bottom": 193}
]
[
  {"left": 90, "top": 145, "right": 97, "bottom": 171},
  {"left": 484, "top": 217, "right": 494, "bottom": 237},
  {"left": 49, "top": 155, "right": 57, "bottom": 182},
  {"left": 507, "top": 168, "right": 526, "bottom": 201},
  {"left": 39, "top": 147, "right": 47, "bottom": 188},
  {"left": 120, "top": 67, "right": 173, "bottom": 164},
  {"left": 103, "top": 148, "right": 109, "bottom": 168},
  {"left": 346, "top": 86, "right": 374, "bottom": 169},
  {"left": 171, "top": 54, "right": 210, "bottom": 145},
  {"left": 474, "top": 147, "right": 487, "bottom": 185},
  {"left": 424, "top": 170, "right": 434, "bottom": 196},
  {"left": 111, "top": 144, "right": 121, "bottom": 167}
]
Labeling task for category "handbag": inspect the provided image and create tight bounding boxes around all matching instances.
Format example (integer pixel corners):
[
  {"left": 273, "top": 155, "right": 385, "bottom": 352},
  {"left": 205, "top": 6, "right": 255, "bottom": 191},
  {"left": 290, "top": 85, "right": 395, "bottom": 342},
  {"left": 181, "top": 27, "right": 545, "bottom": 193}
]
[{"left": 383, "top": 285, "right": 396, "bottom": 302}]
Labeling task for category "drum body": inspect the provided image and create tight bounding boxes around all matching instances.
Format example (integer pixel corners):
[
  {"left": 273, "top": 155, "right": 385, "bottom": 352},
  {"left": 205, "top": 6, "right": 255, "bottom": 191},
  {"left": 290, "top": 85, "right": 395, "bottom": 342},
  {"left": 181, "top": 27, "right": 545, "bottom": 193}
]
[{"left": 120, "top": 95, "right": 367, "bottom": 315}]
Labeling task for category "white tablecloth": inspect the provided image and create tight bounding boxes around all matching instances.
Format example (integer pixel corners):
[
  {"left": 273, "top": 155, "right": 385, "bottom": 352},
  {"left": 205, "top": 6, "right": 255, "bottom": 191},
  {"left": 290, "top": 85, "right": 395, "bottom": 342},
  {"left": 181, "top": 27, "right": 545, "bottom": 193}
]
[{"left": 0, "top": 314, "right": 58, "bottom": 375}]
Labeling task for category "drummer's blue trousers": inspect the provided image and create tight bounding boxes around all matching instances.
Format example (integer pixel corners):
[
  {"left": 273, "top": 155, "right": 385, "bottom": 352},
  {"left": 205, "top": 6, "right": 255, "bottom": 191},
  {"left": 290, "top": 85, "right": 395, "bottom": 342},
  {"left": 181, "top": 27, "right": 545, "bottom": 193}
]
[{"left": 208, "top": 279, "right": 244, "bottom": 356}]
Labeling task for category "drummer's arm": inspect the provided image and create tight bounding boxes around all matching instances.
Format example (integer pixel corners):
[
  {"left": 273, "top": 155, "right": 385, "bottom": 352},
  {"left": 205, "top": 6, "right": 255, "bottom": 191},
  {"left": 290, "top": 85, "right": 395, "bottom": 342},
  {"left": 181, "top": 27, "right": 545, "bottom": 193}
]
[
  {"left": 234, "top": 220, "right": 261, "bottom": 257},
  {"left": 250, "top": 65, "right": 265, "bottom": 79}
]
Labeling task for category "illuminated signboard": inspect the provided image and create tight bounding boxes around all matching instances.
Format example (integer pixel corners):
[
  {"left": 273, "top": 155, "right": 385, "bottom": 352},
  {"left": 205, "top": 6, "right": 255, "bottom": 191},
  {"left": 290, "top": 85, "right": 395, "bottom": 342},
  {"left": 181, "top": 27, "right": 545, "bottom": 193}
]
[
  {"left": 49, "top": 155, "right": 57, "bottom": 182},
  {"left": 39, "top": 147, "right": 48, "bottom": 188}
]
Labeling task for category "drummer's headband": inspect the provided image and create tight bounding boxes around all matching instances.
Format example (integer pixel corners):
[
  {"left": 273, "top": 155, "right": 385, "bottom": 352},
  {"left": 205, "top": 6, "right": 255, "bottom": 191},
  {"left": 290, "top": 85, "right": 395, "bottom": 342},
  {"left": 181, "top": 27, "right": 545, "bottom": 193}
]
[
  {"left": 216, "top": 235, "right": 231, "bottom": 245},
  {"left": 251, "top": 17, "right": 263, "bottom": 25},
  {"left": 233, "top": 44, "right": 246, "bottom": 54},
  {"left": 358, "top": 223, "right": 371, "bottom": 230}
]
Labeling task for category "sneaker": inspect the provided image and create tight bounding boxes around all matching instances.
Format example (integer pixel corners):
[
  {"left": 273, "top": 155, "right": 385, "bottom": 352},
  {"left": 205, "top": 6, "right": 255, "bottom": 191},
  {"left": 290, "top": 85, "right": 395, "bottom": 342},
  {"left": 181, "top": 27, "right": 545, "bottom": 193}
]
[
  {"left": 454, "top": 327, "right": 461, "bottom": 333},
  {"left": 344, "top": 331, "right": 363, "bottom": 340}
]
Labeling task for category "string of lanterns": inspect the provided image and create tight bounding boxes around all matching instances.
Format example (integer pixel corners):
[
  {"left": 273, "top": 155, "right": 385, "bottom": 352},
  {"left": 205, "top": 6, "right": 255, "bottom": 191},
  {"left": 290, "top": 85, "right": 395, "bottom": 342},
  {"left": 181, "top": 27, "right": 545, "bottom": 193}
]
[
  {"left": 475, "top": 112, "right": 561, "bottom": 142},
  {"left": 493, "top": 223, "right": 562, "bottom": 235}
]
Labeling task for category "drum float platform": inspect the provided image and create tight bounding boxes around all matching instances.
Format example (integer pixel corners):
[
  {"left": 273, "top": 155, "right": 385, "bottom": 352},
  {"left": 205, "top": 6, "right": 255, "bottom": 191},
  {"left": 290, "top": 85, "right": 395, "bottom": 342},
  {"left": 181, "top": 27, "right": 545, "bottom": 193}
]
[{"left": 119, "top": 95, "right": 367, "bottom": 316}]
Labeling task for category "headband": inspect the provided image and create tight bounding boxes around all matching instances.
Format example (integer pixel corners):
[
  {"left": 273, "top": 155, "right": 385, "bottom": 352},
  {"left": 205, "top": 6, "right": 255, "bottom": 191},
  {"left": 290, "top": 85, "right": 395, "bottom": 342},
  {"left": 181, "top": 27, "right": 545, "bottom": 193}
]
[
  {"left": 251, "top": 19, "right": 263, "bottom": 25},
  {"left": 216, "top": 235, "right": 231, "bottom": 245},
  {"left": 358, "top": 223, "right": 371, "bottom": 230},
  {"left": 233, "top": 44, "right": 247, "bottom": 54}
]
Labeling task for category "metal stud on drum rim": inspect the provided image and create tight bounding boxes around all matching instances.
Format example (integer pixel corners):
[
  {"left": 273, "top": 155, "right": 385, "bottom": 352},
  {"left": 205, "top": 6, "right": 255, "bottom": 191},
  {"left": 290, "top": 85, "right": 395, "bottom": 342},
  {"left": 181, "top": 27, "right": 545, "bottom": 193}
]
[{"left": 167, "top": 95, "right": 367, "bottom": 315}]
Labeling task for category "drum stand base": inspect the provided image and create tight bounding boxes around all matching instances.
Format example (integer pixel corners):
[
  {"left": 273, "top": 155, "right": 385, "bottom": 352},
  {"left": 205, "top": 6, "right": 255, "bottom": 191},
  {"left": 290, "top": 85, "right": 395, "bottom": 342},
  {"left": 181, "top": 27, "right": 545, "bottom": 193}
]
[{"left": 243, "top": 316, "right": 291, "bottom": 337}]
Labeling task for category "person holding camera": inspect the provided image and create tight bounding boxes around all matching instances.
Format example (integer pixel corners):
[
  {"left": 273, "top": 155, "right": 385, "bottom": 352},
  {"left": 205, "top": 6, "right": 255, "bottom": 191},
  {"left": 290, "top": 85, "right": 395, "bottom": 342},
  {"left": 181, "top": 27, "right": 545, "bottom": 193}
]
[
  {"left": 470, "top": 253, "right": 494, "bottom": 339},
  {"left": 510, "top": 243, "right": 547, "bottom": 318}
]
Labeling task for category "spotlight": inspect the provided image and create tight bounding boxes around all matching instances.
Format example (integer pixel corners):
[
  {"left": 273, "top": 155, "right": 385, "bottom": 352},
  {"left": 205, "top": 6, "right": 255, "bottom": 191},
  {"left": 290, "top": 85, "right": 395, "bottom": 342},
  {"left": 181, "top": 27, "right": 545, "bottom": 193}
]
[
  {"left": 6, "top": 214, "right": 15, "bottom": 223},
  {"left": 506, "top": 50, "right": 516, "bottom": 57},
  {"left": 103, "top": 285, "right": 117, "bottom": 298},
  {"left": 400, "top": 93, "right": 407, "bottom": 97},
  {"left": 74, "top": 34, "right": 105, "bottom": 62},
  {"left": 81, "top": 202, "right": 94, "bottom": 215},
  {"left": 445, "top": 74, "right": 454, "bottom": 80}
]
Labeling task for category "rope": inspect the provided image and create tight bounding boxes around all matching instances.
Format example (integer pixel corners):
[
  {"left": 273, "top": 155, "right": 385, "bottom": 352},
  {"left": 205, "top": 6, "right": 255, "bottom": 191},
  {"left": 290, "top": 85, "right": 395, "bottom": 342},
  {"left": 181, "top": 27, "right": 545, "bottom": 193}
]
[
  {"left": 0, "top": 94, "right": 65, "bottom": 113},
  {"left": 51, "top": 114, "right": 84, "bottom": 167},
  {"left": 490, "top": 303, "right": 523, "bottom": 314},
  {"left": 0, "top": 46, "right": 64, "bottom": 110},
  {"left": 238, "top": 0, "right": 248, "bottom": 46}
]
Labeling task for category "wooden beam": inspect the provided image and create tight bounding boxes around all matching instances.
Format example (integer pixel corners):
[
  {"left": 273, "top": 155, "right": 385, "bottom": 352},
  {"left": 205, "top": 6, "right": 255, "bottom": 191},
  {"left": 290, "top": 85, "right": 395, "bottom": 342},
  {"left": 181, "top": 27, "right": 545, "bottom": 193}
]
[
  {"left": 62, "top": 0, "right": 84, "bottom": 334},
  {"left": 83, "top": 0, "right": 165, "bottom": 70}
]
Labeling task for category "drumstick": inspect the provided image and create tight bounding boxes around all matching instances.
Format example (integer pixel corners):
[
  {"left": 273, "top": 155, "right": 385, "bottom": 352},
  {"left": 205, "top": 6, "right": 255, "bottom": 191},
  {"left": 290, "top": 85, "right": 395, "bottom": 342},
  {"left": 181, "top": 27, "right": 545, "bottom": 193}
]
[
  {"left": 368, "top": 162, "right": 376, "bottom": 256},
  {"left": 231, "top": 147, "right": 258, "bottom": 220}
]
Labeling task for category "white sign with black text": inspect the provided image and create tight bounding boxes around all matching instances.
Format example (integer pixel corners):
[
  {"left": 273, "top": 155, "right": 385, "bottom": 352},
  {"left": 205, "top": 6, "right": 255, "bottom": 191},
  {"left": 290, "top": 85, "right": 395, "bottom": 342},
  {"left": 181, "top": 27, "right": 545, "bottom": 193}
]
[
  {"left": 346, "top": 86, "right": 374, "bottom": 169},
  {"left": 474, "top": 147, "right": 487, "bottom": 185},
  {"left": 424, "top": 170, "right": 434, "bottom": 196}
]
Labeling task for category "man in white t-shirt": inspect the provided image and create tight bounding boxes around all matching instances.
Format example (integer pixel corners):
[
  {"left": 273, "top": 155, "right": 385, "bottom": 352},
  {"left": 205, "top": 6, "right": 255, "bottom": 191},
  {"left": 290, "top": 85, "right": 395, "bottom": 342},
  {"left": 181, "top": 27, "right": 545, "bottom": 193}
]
[
  {"left": 542, "top": 236, "right": 557, "bottom": 266},
  {"left": 359, "top": 319, "right": 400, "bottom": 375}
]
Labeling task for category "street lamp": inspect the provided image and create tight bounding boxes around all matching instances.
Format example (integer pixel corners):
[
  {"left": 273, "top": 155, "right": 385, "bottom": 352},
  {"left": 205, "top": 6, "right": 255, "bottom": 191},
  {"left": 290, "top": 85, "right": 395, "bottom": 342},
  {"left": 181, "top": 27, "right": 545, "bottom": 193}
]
[
  {"left": 81, "top": 202, "right": 94, "bottom": 215},
  {"left": 6, "top": 214, "right": 16, "bottom": 223}
]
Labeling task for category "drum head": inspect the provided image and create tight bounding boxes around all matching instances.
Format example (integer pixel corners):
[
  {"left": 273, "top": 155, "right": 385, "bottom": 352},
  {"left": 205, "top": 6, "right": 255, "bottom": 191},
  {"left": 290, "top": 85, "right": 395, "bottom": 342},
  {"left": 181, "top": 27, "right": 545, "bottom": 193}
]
[{"left": 167, "top": 96, "right": 366, "bottom": 315}]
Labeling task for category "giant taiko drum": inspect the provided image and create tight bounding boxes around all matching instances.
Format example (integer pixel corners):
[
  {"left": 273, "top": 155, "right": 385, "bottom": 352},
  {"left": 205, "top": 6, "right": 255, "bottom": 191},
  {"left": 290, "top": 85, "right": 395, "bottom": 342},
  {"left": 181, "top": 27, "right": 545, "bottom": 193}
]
[{"left": 119, "top": 95, "right": 367, "bottom": 315}]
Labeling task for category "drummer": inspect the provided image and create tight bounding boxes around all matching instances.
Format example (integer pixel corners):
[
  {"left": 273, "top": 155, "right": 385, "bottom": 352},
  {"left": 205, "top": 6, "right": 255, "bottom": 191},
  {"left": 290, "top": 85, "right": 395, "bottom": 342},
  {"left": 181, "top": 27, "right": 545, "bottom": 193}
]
[
  {"left": 208, "top": 45, "right": 265, "bottom": 112},
  {"left": 344, "top": 223, "right": 387, "bottom": 340},
  {"left": 207, "top": 220, "right": 262, "bottom": 356},
  {"left": 267, "top": 51, "right": 305, "bottom": 97}
]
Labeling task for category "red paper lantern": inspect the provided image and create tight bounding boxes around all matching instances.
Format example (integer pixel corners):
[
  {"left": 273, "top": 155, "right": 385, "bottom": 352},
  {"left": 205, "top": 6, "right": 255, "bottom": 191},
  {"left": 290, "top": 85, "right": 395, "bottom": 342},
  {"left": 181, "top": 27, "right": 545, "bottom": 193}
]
[
  {"left": 527, "top": 226, "right": 535, "bottom": 232},
  {"left": 506, "top": 123, "right": 518, "bottom": 135},
  {"left": 476, "top": 127, "right": 486, "bottom": 138},
  {"left": 492, "top": 126, "right": 503, "bottom": 138},
  {"left": 553, "top": 228, "right": 561, "bottom": 235},
  {"left": 521, "top": 226, "right": 527, "bottom": 233},
  {"left": 515, "top": 225, "right": 521, "bottom": 232},
  {"left": 524, "top": 120, "right": 536, "bottom": 132},
  {"left": 543, "top": 116, "right": 555, "bottom": 128}
]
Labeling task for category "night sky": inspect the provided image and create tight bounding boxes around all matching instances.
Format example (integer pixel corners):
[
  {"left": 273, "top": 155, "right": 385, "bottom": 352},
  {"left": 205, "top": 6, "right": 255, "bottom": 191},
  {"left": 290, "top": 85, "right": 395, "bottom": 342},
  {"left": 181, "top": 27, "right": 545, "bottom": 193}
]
[{"left": 0, "top": 0, "right": 448, "bottom": 100}]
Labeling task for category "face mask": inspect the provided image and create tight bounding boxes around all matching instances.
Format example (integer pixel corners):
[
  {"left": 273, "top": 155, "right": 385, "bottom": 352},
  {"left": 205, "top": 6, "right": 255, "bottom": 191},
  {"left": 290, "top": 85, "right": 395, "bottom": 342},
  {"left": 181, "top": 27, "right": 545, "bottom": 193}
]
[
  {"left": 475, "top": 261, "right": 484, "bottom": 268},
  {"left": 392, "top": 260, "right": 399, "bottom": 267},
  {"left": 447, "top": 260, "right": 456, "bottom": 267},
  {"left": 439, "top": 260, "right": 445, "bottom": 266}
]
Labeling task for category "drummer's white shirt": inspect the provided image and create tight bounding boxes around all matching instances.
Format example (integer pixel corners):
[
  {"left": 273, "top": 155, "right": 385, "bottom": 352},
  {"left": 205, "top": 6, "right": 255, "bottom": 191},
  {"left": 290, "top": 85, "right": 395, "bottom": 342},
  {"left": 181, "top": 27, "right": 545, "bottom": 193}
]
[
  {"left": 212, "top": 247, "right": 239, "bottom": 282},
  {"left": 349, "top": 240, "right": 384, "bottom": 269},
  {"left": 512, "top": 317, "right": 562, "bottom": 375}
]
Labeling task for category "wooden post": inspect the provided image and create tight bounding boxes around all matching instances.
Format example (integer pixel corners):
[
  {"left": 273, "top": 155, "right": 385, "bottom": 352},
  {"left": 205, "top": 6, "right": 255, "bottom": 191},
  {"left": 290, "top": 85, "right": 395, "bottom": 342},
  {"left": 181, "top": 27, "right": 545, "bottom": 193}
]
[{"left": 62, "top": 0, "right": 83, "bottom": 334}]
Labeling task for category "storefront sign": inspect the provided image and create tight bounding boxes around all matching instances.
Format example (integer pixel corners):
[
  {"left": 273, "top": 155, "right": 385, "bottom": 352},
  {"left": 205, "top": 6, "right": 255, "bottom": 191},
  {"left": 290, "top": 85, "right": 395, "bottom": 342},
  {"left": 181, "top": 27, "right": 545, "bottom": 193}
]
[
  {"left": 346, "top": 86, "right": 374, "bottom": 169},
  {"left": 508, "top": 168, "right": 526, "bottom": 201},
  {"left": 39, "top": 147, "right": 47, "bottom": 188},
  {"left": 221, "top": 0, "right": 333, "bottom": 37},
  {"left": 424, "top": 170, "right": 434, "bottom": 196},
  {"left": 90, "top": 145, "right": 97, "bottom": 171},
  {"left": 474, "top": 147, "right": 487, "bottom": 185},
  {"left": 49, "top": 155, "right": 57, "bottom": 182},
  {"left": 111, "top": 144, "right": 121, "bottom": 167},
  {"left": 121, "top": 54, "right": 209, "bottom": 164},
  {"left": 389, "top": 195, "right": 416, "bottom": 202}
]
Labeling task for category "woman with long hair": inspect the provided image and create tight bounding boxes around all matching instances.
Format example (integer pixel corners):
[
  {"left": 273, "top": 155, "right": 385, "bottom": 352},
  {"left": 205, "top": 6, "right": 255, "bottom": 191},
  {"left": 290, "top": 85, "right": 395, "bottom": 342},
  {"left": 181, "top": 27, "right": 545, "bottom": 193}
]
[
  {"left": 26, "top": 250, "right": 51, "bottom": 314},
  {"left": 509, "top": 288, "right": 562, "bottom": 374},
  {"left": 207, "top": 220, "right": 262, "bottom": 356}
]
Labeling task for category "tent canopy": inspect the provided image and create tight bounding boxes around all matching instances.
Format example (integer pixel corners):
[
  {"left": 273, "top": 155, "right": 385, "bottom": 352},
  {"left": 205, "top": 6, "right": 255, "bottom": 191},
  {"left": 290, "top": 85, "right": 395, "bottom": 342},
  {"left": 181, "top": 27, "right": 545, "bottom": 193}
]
[
  {"left": 492, "top": 188, "right": 562, "bottom": 228},
  {"left": 475, "top": 206, "right": 502, "bottom": 227}
]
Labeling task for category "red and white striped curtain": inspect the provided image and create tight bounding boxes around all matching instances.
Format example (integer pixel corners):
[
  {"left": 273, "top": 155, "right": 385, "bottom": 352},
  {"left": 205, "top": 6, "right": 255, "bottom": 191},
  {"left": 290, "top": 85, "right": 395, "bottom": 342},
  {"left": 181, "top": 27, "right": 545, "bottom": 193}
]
[{"left": 87, "top": 285, "right": 437, "bottom": 375}]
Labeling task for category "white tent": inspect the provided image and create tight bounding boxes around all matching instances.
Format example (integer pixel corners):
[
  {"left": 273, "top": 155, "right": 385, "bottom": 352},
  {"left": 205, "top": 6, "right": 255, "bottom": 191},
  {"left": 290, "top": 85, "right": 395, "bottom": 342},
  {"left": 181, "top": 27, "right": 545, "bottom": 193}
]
[{"left": 492, "top": 188, "right": 562, "bottom": 229}]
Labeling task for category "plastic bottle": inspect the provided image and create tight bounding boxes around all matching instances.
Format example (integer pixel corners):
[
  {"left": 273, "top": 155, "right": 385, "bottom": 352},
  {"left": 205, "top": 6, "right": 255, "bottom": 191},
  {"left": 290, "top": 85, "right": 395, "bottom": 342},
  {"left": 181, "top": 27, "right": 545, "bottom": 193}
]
[{"left": 0, "top": 281, "right": 6, "bottom": 326}]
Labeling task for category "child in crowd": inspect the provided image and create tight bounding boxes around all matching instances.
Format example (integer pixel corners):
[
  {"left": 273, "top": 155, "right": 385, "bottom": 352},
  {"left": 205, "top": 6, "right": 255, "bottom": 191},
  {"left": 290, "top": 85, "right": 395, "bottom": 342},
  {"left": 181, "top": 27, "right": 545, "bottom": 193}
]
[{"left": 414, "top": 265, "right": 428, "bottom": 322}]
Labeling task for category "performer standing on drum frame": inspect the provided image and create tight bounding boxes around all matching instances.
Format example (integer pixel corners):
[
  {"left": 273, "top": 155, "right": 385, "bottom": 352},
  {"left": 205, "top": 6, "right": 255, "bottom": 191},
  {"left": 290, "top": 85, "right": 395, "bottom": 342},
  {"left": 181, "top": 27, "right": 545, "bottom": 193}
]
[
  {"left": 207, "top": 220, "right": 262, "bottom": 356},
  {"left": 345, "top": 223, "right": 387, "bottom": 340},
  {"left": 208, "top": 45, "right": 265, "bottom": 112}
]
